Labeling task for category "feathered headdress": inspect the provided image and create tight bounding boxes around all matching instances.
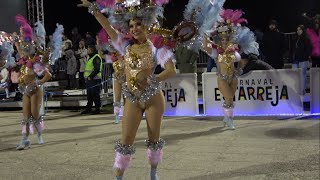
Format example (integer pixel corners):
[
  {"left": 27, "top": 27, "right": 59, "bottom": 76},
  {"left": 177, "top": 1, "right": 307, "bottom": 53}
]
[
  {"left": 34, "top": 21, "right": 46, "bottom": 50},
  {"left": 15, "top": 14, "right": 33, "bottom": 43},
  {"left": 213, "top": 9, "right": 247, "bottom": 36},
  {"left": 178, "top": 0, "right": 226, "bottom": 52},
  {"left": 234, "top": 26, "right": 259, "bottom": 56},
  {"left": 15, "top": 14, "right": 37, "bottom": 55},
  {"left": 49, "top": 23, "right": 64, "bottom": 65},
  {"left": 97, "top": 0, "right": 170, "bottom": 31}
]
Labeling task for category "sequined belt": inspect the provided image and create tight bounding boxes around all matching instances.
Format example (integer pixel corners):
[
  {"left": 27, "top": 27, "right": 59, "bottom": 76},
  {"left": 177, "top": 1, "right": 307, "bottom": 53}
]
[
  {"left": 121, "top": 74, "right": 162, "bottom": 104},
  {"left": 216, "top": 72, "right": 237, "bottom": 82},
  {"left": 19, "top": 83, "right": 41, "bottom": 96},
  {"left": 217, "top": 68, "right": 242, "bottom": 82}
]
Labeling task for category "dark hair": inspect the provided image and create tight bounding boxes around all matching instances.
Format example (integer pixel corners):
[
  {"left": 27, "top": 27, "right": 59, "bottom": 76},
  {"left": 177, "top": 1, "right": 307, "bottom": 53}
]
[
  {"left": 297, "top": 24, "right": 308, "bottom": 38},
  {"left": 88, "top": 45, "right": 98, "bottom": 54},
  {"left": 269, "top": 20, "right": 278, "bottom": 26},
  {"left": 269, "top": 19, "right": 279, "bottom": 29}
]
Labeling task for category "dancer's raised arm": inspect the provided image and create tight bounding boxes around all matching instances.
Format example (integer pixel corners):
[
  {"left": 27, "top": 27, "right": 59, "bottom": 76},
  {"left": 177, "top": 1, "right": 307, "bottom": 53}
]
[{"left": 77, "top": 0, "right": 118, "bottom": 42}]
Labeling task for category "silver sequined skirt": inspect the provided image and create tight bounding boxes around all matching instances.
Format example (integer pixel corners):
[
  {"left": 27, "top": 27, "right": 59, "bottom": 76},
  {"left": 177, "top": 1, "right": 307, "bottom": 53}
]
[{"left": 121, "top": 75, "right": 162, "bottom": 104}]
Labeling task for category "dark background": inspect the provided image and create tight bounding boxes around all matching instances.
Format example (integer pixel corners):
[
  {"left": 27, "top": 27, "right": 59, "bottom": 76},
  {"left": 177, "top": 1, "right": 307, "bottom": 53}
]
[
  {"left": 1, "top": 0, "right": 320, "bottom": 37},
  {"left": 0, "top": 0, "right": 27, "bottom": 32}
]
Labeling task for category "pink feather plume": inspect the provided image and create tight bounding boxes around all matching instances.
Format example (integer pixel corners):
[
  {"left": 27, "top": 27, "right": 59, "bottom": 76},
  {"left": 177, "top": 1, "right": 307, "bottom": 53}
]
[
  {"left": 152, "top": 0, "right": 170, "bottom": 6},
  {"left": 15, "top": 14, "right": 33, "bottom": 42},
  {"left": 96, "top": 0, "right": 115, "bottom": 8},
  {"left": 97, "top": 29, "right": 109, "bottom": 45},
  {"left": 221, "top": 9, "right": 247, "bottom": 25}
]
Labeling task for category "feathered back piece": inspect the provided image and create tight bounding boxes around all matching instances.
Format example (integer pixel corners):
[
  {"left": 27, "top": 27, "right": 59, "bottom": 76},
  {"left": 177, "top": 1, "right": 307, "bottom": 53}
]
[
  {"left": 98, "top": 0, "right": 170, "bottom": 31},
  {"left": 97, "top": 28, "right": 116, "bottom": 52},
  {"left": 234, "top": 26, "right": 259, "bottom": 56},
  {"left": 98, "top": 28, "right": 109, "bottom": 45},
  {"left": 0, "top": 41, "right": 16, "bottom": 68},
  {"left": 50, "top": 23, "right": 64, "bottom": 65},
  {"left": 183, "top": 0, "right": 226, "bottom": 36},
  {"left": 34, "top": 21, "right": 46, "bottom": 49},
  {"left": 15, "top": 14, "right": 33, "bottom": 43}
]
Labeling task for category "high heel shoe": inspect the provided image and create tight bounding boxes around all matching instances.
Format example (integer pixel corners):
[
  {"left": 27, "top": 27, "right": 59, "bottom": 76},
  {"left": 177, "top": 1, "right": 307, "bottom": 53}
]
[
  {"left": 150, "top": 168, "right": 159, "bottom": 180},
  {"left": 224, "top": 117, "right": 235, "bottom": 130},
  {"left": 223, "top": 117, "right": 227, "bottom": 127},
  {"left": 37, "top": 133, "right": 44, "bottom": 144},
  {"left": 16, "top": 140, "right": 30, "bottom": 150},
  {"left": 115, "top": 176, "right": 123, "bottom": 180}
]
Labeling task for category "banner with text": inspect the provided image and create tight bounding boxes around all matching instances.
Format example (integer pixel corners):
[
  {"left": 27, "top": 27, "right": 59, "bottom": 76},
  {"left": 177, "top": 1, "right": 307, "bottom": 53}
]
[
  {"left": 162, "top": 73, "right": 198, "bottom": 116},
  {"left": 310, "top": 68, "right": 320, "bottom": 114},
  {"left": 202, "top": 69, "right": 304, "bottom": 115},
  {"left": 114, "top": 73, "right": 199, "bottom": 116}
]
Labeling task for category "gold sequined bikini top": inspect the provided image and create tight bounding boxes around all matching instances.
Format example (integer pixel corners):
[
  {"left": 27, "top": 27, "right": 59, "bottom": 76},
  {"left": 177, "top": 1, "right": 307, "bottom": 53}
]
[
  {"left": 217, "top": 43, "right": 237, "bottom": 75},
  {"left": 124, "top": 43, "right": 155, "bottom": 91}
]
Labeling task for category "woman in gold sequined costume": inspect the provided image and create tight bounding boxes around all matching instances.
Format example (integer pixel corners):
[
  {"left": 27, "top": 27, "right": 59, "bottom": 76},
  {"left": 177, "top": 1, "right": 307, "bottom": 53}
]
[
  {"left": 202, "top": 9, "right": 248, "bottom": 130},
  {"left": 78, "top": 0, "right": 176, "bottom": 179},
  {"left": 13, "top": 15, "right": 52, "bottom": 150}
]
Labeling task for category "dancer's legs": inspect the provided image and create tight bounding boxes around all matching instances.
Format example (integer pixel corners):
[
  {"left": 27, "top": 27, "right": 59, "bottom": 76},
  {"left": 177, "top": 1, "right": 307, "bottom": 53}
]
[
  {"left": 217, "top": 77, "right": 236, "bottom": 129},
  {"left": 31, "top": 89, "right": 44, "bottom": 144},
  {"left": 114, "top": 99, "right": 143, "bottom": 178},
  {"left": 217, "top": 78, "right": 234, "bottom": 105},
  {"left": 17, "top": 94, "right": 32, "bottom": 150},
  {"left": 145, "top": 93, "right": 165, "bottom": 180}
]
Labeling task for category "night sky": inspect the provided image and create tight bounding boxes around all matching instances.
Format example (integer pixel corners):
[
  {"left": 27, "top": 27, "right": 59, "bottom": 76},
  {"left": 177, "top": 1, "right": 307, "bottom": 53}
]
[{"left": 44, "top": 0, "right": 320, "bottom": 37}]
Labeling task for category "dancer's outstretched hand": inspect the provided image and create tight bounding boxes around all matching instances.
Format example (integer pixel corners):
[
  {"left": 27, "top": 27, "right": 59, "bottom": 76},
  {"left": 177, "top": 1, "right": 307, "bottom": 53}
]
[{"left": 77, "top": 0, "right": 91, "bottom": 8}]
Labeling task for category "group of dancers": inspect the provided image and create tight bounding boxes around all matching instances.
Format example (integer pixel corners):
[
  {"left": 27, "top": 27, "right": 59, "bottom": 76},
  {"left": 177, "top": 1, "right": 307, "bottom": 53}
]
[{"left": 0, "top": 0, "right": 278, "bottom": 179}]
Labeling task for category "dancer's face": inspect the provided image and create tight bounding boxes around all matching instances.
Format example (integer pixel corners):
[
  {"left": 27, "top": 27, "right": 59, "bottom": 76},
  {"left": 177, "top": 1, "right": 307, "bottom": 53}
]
[
  {"left": 129, "top": 19, "right": 147, "bottom": 42},
  {"left": 221, "top": 36, "right": 228, "bottom": 46}
]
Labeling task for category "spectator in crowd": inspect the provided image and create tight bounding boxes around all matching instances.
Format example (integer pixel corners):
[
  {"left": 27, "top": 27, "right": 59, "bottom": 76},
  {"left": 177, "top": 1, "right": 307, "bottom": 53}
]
[
  {"left": 302, "top": 13, "right": 320, "bottom": 67},
  {"left": 71, "top": 27, "right": 82, "bottom": 51},
  {"left": 254, "top": 28, "right": 265, "bottom": 60},
  {"left": 84, "top": 32, "right": 96, "bottom": 48},
  {"left": 262, "top": 20, "right": 286, "bottom": 69},
  {"left": 64, "top": 42, "right": 77, "bottom": 89},
  {"left": 0, "top": 56, "right": 9, "bottom": 99},
  {"left": 10, "top": 64, "right": 22, "bottom": 101},
  {"left": 239, "top": 53, "right": 274, "bottom": 75},
  {"left": 81, "top": 45, "right": 102, "bottom": 115},
  {"left": 76, "top": 40, "right": 88, "bottom": 89},
  {"left": 175, "top": 45, "right": 198, "bottom": 73},
  {"left": 292, "top": 25, "right": 312, "bottom": 93}
]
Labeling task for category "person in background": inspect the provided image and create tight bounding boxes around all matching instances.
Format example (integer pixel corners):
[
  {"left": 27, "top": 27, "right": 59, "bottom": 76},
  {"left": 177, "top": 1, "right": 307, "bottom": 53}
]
[
  {"left": 302, "top": 13, "right": 320, "bottom": 67},
  {"left": 81, "top": 45, "right": 102, "bottom": 115},
  {"left": 262, "top": 20, "right": 286, "bottom": 69},
  {"left": 76, "top": 40, "right": 88, "bottom": 89},
  {"left": 239, "top": 53, "right": 274, "bottom": 75},
  {"left": 292, "top": 25, "right": 312, "bottom": 94},
  {"left": 64, "top": 42, "right": 77, "bottom": 89}
]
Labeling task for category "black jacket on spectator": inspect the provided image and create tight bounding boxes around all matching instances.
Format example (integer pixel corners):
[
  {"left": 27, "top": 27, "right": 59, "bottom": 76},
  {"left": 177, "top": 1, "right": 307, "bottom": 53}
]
[
  {"left": 293, "top": 35, "right": 312, "bottom": 62},
  {"left": 262, "top": 31, "right": 286, "bottom": 69},
  {"left": 242, "top": 55, "right": 274, "bottom": 75}
]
